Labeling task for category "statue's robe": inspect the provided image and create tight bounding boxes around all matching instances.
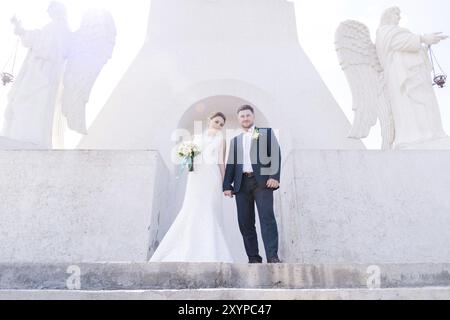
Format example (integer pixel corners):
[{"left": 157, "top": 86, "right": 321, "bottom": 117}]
[
  {"left": 3, "top": 21, "right": 70, "bottom": 148},
  {"left": 376, "top": 25, "right": 447, "bottom": 148}
]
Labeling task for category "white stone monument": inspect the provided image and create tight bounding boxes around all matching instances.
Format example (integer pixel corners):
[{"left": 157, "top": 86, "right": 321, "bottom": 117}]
[{"left": 1, "top": 2, "right": 450, "bottom": 300}]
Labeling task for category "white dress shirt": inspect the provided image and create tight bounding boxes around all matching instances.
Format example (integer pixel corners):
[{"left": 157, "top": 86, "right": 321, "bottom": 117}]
[{"left": 242, "top": 125, "right": 255, "bottom": 173}]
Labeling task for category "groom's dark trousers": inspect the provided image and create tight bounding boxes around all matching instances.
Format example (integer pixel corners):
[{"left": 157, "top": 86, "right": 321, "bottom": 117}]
[
  {"left": 236, "top": 174, "right": 278, "bottom": 260},
  {"left": 223, "top": 128, "right": 281, "bottom": 261}
]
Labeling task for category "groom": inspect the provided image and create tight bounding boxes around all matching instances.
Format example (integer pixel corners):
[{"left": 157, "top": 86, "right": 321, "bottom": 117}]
[{"left": 223, "top": 105, "right": 282, "bottom": 264}]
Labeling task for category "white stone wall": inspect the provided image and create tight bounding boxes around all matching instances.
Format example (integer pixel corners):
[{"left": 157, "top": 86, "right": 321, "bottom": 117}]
[
  {"left": 277, "top": 150, "right": 450, "bottom": 264},
  {"left": 0, "top": 150, "right": 168, "bottom": 263},
  {"left": 2, "top": 149, "right": 449, "bottom": 265}
]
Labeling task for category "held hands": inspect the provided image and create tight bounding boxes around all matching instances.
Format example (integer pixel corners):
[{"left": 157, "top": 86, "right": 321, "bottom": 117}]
[
  {"left": 223, "top": 179, "right": 280, "bottom": 199},
  {"left": 421, "top": 32, "right": 449, "bottom": 46},
  {"left": 224, "top": 179, "right": 280, "bottom": 198}
]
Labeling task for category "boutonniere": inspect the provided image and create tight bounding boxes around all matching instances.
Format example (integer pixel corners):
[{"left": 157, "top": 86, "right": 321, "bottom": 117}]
[{"left": 252, "top": 128, "right": 261, "bottom": 141}]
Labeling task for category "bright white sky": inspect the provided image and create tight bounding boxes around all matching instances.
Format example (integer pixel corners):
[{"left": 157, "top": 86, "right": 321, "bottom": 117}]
[{"left": 0, "top": 0, "right": 449, "bottom": 149}]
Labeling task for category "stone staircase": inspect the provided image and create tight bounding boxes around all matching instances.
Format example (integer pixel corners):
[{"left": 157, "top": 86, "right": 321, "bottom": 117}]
[{"left": 1, "top": 263, "right": 450, "bottom": 300}]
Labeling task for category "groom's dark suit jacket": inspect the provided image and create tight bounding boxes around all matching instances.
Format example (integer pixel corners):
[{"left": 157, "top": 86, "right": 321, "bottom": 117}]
[{"left": 223, "top": 128, "right": 281, "bottom": 193}]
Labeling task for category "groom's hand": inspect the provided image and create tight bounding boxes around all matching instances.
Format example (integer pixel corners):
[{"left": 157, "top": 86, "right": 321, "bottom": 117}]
[
  {"left": 266, "top": 179, "right": 280, "bottom": 189},
  {"left": 224, "top": 191, "right": 234, "bottom": 198}
]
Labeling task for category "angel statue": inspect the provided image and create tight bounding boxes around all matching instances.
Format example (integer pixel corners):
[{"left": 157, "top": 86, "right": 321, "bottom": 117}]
[
  {"left": 336, "top": 7, "right": 449, "bottom": 150},
  {"left": 2, "top": 2, "right": 116, "bottom": 148}
]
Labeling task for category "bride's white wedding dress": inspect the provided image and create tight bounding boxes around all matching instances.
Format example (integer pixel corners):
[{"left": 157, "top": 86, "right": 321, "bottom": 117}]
[{"left": 150, "top": 131, "right": 234, "bottom": 263}]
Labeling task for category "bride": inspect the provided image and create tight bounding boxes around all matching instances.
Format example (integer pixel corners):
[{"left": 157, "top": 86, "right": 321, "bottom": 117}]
[{"left": 149, "top": 112, "right": 234, "bottom": 263}]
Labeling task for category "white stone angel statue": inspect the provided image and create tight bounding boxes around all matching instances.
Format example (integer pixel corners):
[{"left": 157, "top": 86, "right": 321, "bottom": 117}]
[
  {"left": 336, "top": 7, "right": 449, "bottom": 150},
  {"left": 2, "top": 2, "right": 116, "bottom": 148}
]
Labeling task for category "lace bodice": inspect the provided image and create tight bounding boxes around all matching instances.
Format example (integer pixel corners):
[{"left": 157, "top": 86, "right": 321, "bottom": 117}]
[{"left": 192, "top": 132, "right": 223, "bottom": 166}]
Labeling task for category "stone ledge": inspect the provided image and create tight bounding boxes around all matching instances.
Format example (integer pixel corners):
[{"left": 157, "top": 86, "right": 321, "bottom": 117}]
[
  {"left": 0, "top": 150, "right": 169, "bottom": 263},
  {"left": 278, "top": 150, "right": 450, "bottom": 264},
  {"left": 1, "top": 263, "right": 449, "bottom": 291}
]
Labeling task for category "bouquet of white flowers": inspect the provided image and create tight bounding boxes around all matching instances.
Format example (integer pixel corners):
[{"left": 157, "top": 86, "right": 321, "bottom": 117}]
[{"left": 178, "top": 141, "right": 201, "bottom": 172}]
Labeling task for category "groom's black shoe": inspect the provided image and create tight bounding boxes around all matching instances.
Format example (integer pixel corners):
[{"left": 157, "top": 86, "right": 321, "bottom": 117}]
[
  {"left": 249, "top": 256, "right": 263, "bottom": 264},
  {"left": 267, "top": 257, "right": 282, "bottom": 264}
]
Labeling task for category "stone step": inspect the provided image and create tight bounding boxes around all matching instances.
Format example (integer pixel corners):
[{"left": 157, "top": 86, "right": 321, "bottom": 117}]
[
  {"left": 1, "top": 288, "right": 450, "bottom": 300},
  {"left": 1, "top": 263, "right": 450, "bottom": 291}
]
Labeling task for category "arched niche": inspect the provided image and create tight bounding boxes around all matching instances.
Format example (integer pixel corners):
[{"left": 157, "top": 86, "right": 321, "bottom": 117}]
[{"left": 176, "top": 95, "right": 270, "bottom": 142}]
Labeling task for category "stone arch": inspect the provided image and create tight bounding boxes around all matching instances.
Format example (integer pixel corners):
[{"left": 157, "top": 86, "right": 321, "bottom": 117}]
[
  {"left": 174, "top": 79, "right": 278, "bottom": 135},
  {"left": 176, "top": 95, "right": 270, "bottom": 140}
]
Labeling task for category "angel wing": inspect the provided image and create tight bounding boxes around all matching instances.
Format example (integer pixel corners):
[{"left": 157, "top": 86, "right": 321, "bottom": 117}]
[
  {"left": 335, "top": 20, "right": 395, "bottom": 150},
  {"left": 61, "top": 9, "right": 116, "bottom": 135}
]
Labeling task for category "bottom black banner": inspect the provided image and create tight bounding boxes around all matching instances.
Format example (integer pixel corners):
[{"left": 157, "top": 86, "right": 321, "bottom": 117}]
[{"left": 0, "top": 300, "right": 446, "bottom": 319}]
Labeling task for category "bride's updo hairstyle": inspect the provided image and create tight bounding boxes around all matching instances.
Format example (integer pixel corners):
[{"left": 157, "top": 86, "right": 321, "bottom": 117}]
[{"left": 209, "top": 112, "right": 227, "bottom": 123}]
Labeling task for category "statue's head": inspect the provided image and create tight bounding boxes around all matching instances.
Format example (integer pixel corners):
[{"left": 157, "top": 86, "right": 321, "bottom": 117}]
[
  {"left": 380, "top": 6, "right": 401, "bottom": 26},
  {"left": 47, "top": 1, "right": 67, "bottom": 22}
]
